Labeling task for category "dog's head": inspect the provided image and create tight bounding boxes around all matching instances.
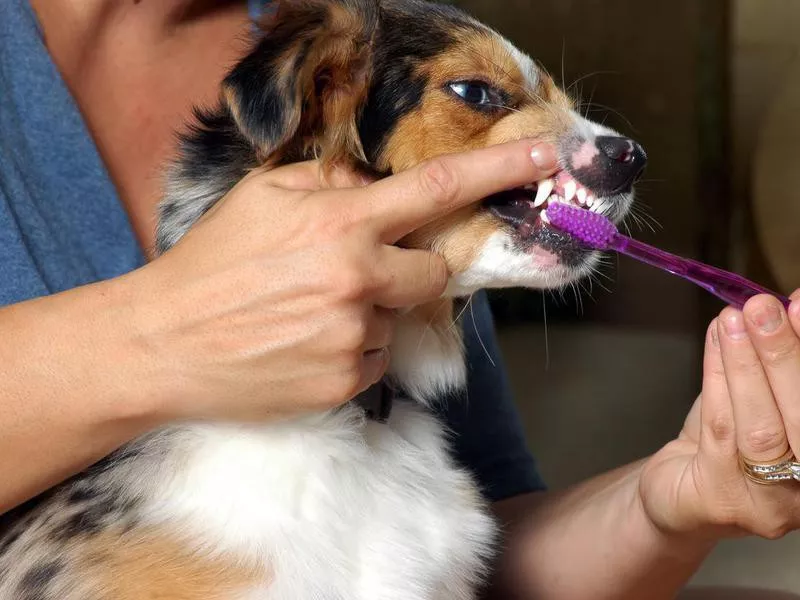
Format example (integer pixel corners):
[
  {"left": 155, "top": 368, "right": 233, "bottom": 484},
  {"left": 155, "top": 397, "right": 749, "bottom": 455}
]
[
  {"left": 218, "top": 0, "right": 645, "bottom": 294},
  {"left": 161, "top": 0, "right": 647, "bottom": 401}
]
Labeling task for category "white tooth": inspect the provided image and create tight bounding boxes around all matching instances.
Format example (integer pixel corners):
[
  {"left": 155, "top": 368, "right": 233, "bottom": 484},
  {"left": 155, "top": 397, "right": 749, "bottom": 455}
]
[
  {"left": 576, "top": 188, "right": 587, "bottom": 204},
  {"left": 540, "top": 210, "right": 550, "bottom": 224},
  {"left": 564, "top": 180, "right": 577, "bottom": 201},
  {"left": 586, "top": 195, "right": 595, "bottom": 208},
  {"left": 533, "top": 178, "right": 554, "bottom": 207},
  {"left": 548, "top": 194, "right": 561, "bottom": 206}
]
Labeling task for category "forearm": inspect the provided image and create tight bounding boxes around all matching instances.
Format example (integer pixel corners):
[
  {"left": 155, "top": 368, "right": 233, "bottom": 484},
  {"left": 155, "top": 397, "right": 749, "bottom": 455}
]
[
  {"left": 0, "top": 274, "right": 166, "bottom": 513},
  {"left": 490, "top": 460, "right": 716, "bottom": 600}
]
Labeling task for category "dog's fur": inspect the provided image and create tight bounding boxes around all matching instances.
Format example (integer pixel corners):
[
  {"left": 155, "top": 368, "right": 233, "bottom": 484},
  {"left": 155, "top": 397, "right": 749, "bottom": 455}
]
[{"left": 0, "top": 1, "right": 646, "bottom": 598}]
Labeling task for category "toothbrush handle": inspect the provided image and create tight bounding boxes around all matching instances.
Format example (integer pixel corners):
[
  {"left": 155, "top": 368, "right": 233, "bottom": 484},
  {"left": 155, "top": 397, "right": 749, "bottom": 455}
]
[{"left": 614, "top": 235, "right": 791, "bottom": 311}]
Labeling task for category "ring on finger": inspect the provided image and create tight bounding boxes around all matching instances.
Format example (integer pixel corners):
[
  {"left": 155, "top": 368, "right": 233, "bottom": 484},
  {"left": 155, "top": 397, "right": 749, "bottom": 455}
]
[{"left": 739, "top": 448, "right": 800, "bottom": 484}]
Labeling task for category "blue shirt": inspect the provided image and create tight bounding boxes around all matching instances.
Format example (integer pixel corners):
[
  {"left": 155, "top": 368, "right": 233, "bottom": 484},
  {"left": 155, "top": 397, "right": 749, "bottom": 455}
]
[{"left": 0, "top": 0, "right": 545, "bottom": 502}]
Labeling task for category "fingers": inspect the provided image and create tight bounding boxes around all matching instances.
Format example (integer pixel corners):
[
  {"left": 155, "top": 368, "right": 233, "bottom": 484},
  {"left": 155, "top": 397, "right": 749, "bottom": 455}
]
[
  {"left": 718, "top": 306, "right": 789, "bottom": 463},
  {"left": 356, "top": 348, "right": 391, "bottom": 394},
  {"left": 372, "top": 247, "right": 449, "bottom": 308},
  {"left": 699, "top": 319, "right": 737, "bottom": 456},
  {"left": 351, "top": 140, "right": 559, "bottom": 243},
  {"left": 741, "top": 296, "right": 800, "bottom": 458},
  {"left": 790, "top": 293, "right": 800, "bottom": 337},
  {"left": 364, "top": 307, "right": 395, "bottom": 352},
  {"left": 355, "top": 308, "right": 395, "bottom": 394}
]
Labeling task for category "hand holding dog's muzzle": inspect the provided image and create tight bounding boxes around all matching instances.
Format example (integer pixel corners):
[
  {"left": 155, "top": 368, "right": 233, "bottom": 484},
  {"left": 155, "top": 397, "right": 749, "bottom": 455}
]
[{"left": 129, "top": 140, "right": 559, "bottom": 423}]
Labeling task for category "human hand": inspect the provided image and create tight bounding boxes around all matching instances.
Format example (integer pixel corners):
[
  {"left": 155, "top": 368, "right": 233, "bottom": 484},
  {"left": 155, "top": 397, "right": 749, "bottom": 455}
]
[
  {"left": 640, "top": 290, "right": 800, "bottom": 542},
  {"left": 124, "top": 140, "right": 558, "bottom": 423}
]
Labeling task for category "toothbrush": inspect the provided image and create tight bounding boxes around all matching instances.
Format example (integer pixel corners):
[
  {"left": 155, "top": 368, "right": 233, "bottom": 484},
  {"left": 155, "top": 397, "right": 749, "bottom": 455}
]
[{"left": 543, "top": 202, "right": 792, "bottom": 311}]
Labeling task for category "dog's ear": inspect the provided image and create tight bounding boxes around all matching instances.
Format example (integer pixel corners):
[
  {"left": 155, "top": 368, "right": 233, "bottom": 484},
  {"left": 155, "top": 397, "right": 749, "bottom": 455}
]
[{"left": 222, "top": 0, "right": 378, "bottom": 168}]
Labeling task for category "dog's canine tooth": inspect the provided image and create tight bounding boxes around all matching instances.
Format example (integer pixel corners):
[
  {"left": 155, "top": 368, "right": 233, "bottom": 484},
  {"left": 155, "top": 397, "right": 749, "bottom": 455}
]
[
  {"left": 533, "top": 178, "right": 554, "bottom": 207},
  {"left": 564, "top": 180, "right": 577, "bottom": 202},
  {"left": 540, "top": 209, "right": 551, "bottom": 224}
]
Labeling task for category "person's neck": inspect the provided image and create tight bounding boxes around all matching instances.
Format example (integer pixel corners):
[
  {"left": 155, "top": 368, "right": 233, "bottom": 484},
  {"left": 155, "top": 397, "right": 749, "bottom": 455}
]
[
  {"left": 28, "top": 0, "right": 252, "bottom": 257},
  {"left": 29, "top": 0, "right": 246, "bottom": 70}
]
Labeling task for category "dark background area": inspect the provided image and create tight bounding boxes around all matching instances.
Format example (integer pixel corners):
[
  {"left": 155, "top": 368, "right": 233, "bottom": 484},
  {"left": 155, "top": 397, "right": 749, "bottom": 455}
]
[{"left": 454, "top": 0, "right": 731, "bottom": 337}]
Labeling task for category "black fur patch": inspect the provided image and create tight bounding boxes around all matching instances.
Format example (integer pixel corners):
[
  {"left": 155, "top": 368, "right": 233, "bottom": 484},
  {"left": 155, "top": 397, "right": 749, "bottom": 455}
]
[
  {"left": 223, "top": 5, "right": 328, "bottom": 150},
  {"left": 358, "top": 4, "right": 475, "bottom": 164},
  {"left": 0, "top": 528, "right": 21, "bottom": 557},
  {"left": 172, "top": 107, "right": 258, "bottom": 191},
  {"left": 66, "top": 486, "right": 100, "bottom": 505},
  {"left": 359, "top": 60, "right": 428, "bottom": 165},
  {"left": 18, "top": 560, "right": 62, "bottom": 600},
  {"left": 0, "top": 493, "right": 51, "bottom": 557},
  {"left": 50, "top": 493, "right": 140, "bottom": 542}
]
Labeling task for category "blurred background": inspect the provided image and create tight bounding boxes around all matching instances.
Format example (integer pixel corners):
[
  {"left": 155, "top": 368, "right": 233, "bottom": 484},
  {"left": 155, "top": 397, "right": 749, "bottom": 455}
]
[{"left": 447, "top": 0, "right": 800, "bottom": 594}]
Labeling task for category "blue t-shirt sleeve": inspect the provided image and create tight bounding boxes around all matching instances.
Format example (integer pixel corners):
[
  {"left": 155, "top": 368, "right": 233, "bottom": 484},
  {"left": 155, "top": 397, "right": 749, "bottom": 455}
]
[{"left": 434, "top": 291, "right": 546, "bottom": 502}]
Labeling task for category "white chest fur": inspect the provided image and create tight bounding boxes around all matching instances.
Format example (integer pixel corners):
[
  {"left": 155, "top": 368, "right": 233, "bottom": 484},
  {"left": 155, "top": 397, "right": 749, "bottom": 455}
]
[{"left": 126, "top": 401, "right": 496, "bottom": 600}]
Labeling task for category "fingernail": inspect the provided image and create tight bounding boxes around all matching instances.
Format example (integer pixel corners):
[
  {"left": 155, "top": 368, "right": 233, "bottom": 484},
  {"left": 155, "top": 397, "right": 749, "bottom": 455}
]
[
  {"left": 722, "top": 312, "right": 747, "bottom": 340},
  {"left": 531, "top": 143, "right": 558, "bottom": 170},
  {"left": 750, "top": 299, "right": 783, "bottom": 334}
]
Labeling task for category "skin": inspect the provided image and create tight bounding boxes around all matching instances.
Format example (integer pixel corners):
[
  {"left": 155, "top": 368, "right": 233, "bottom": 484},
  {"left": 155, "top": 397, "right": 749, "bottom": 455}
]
[{"left": 7, "top": 1, "right": 800, "bottom": 598}]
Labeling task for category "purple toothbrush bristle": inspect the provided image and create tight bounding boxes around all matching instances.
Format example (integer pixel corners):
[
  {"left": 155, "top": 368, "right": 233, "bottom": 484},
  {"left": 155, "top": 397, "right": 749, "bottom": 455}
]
[{"left": 544, "top": 203, "right": 617, "bottom": 250}]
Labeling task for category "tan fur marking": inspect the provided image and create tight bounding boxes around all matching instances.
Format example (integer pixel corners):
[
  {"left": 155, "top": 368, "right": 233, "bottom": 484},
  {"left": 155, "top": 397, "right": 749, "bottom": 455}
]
[
  {"left": 76, "top": 529, "right": 268, "bottom": 599},
  {"left": 380, "top": 29, "right": 573, "bottom": 167}
]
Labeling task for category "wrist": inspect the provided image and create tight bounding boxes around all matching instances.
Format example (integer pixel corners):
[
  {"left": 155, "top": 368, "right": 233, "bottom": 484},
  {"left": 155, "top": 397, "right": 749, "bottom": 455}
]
[
  {"left": 51, "top": 270, "right": 175, "bottom": 432},
  {"left": 106, "top": 266, "right": 194, "bottom": 426},
  {"left": 630, "top": 461, "right": 720, "bottom": 564}
]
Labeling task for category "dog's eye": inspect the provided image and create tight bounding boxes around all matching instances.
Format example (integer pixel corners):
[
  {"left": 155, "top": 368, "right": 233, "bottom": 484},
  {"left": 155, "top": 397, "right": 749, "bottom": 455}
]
[{"left": 447, "top": 81, "right": 503, "bottom": 109}]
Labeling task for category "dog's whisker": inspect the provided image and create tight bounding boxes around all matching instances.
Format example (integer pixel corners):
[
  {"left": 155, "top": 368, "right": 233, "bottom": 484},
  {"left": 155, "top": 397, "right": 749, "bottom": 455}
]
[
  {"left": 566, "top": 69, "right": 619, "bottom": 93},
  {"left": 451, "top": 294, "right": 475, "bottom": 330},
  {"left": 468, "top": 296, "right": 495, "bottom": 368},
  {"left": 579, "top": 101, "right": 638, "bottom": 133}
]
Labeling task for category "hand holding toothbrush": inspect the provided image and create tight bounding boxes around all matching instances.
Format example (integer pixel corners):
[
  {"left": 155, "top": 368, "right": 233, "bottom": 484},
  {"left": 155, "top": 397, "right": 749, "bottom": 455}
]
[{"left": 639, "top": 291, "right": 800, "bottom": 542}]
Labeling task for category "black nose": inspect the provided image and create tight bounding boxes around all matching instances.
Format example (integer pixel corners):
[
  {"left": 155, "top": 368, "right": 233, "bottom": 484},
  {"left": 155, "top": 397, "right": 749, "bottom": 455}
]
[{"left": 594, "top": 136, "right": 647, "bottom": 194}]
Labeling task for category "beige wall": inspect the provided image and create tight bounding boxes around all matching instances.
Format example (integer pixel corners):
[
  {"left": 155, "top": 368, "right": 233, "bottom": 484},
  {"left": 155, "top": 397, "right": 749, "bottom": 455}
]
[{"left": 731, "top": 0, "right": 800, "bottom": 292}]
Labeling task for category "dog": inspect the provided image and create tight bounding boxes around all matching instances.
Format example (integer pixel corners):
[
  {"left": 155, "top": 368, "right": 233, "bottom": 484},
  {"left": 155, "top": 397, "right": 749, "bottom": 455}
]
[{"left": 0, "top": 1, "right": 646, "bottom": 598}]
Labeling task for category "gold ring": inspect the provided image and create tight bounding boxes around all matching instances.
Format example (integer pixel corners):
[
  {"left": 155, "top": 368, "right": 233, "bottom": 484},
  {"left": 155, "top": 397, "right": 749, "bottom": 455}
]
[{"left": 739, "top": 448, "right": 800, "bottom": 485}]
